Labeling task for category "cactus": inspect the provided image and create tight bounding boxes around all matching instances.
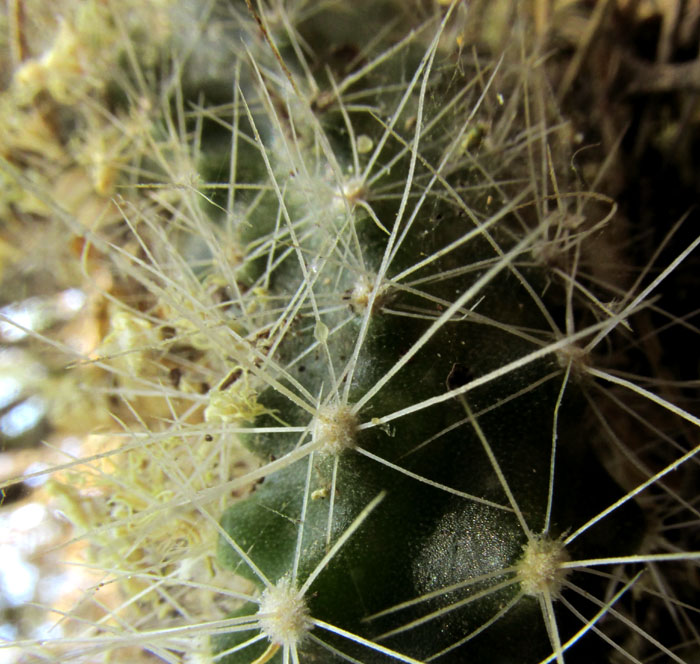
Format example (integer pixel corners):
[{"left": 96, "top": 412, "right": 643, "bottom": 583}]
[
  {"left": 0, "top": 2, "right": 698, "bottom": 664},
  {"left": 209, "top": 5, "right": 648, "bottom": 663}
]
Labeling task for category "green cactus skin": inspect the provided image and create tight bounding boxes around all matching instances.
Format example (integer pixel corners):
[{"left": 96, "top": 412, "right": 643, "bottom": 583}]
[{"left": 211, "top": 6, "right": 646, "bottom": 662}]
